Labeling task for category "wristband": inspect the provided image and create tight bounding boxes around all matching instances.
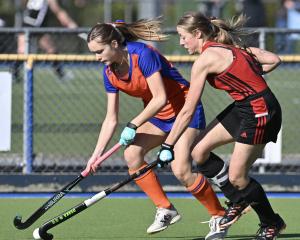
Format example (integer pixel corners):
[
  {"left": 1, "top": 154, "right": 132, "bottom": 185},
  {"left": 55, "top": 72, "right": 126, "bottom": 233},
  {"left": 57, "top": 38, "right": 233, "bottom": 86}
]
[
  {"left": 161, "top": 143, "right": 174, "bottom": 150},
  {"left": 126, "top": 122, "right": 138, "bottom": 130}
]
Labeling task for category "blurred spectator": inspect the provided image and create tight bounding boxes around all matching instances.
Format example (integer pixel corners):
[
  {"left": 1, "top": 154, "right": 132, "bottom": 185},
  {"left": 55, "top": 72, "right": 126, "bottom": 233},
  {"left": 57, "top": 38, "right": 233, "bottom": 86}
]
[
  {"left": 197, "top": 0, "right": 225, "bottom": 18},
  {"left": 276, "top": 0, "right": 300, "bottom": 53},
  {"left": 18, "top": 0, "right": 77, "bottom": 54},
  {"left": 241, "top": 0, "right": 266, "bottom": 27},
  {"left": 239, "top": 0, "right": 266, "bottom": 47},
  {"left": 15, "top": 0, "right": 78, "bottom": 80}
]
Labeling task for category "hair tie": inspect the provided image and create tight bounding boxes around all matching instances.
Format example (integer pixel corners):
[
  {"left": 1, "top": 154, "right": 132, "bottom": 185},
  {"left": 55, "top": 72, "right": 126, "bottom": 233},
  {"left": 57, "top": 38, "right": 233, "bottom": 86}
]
[
  {"left": 208, "top": 16, "right": 218, "bottom": 37},
  {"left": 115, "top": 19, "right": 126, "bottom": 24},
  {"left": 108, "top": 21, "right": 125, "bottom": 43}
]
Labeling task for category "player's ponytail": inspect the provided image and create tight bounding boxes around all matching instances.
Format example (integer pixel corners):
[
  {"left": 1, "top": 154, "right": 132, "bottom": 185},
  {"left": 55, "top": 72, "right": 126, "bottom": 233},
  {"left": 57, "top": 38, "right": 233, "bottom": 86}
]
[
  {"left": 87, "top": 17, "right": 168, "bottom": 44},
  {"left": 116, "top": 17, "right": 168, "bottom": 42},
  {"left": 177, "top": 12, "right": 251, "bottom": 47},
  {"left": 210, "top": 15, "right": 249, "bottom": 46}
]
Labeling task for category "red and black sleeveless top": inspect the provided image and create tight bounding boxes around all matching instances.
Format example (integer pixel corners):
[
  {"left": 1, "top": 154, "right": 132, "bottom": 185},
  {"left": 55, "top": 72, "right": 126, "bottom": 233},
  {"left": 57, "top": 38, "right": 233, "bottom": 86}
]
[{"left": 202, "top": 41, "right": 268, "bottom": 101}]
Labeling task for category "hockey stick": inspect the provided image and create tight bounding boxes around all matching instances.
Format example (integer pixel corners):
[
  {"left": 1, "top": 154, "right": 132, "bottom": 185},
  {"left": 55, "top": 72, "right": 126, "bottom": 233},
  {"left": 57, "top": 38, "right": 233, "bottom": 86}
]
[
  {"left": 33, "top": 160, "right": 158, "bottom": 240},
  {"left": 14, "top": 143, "right": 121, "bottom": 230}
]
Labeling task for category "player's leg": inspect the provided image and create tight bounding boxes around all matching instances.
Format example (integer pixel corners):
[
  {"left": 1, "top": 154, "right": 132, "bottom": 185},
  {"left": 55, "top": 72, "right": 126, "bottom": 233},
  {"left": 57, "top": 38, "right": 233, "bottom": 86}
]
[
  {"left": 172, "top": 127, "right": 225, "bottom": 216},
  {"left": 192, "top": 120, "right": 243, "bottom": 201},
  {"left": 226, "top": 143, "right": 286, "bottom": 238},
  {"left": 172, "top": 127, "right": 228, "bottom": 240},
  {"left": 191, "top": 120, "right": 251, "bottom": 229},
  {"left": 124, "top": 121, "right": 180, "bottom": 234}
]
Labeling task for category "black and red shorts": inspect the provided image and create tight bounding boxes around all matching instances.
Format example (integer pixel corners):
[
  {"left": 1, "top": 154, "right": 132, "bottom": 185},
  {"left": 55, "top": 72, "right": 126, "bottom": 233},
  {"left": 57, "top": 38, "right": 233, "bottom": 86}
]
[{"left": 216, "top": 88, "right": 282, "bottom": 145}]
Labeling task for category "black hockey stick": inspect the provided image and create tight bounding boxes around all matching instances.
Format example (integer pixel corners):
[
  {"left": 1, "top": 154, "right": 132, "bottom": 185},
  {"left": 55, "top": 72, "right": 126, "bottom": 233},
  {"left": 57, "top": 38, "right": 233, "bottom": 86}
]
[
  {"left": 33, "top": 160, "right": 158, "bottom": 240},
  {"left": 14, "top": 143, "right": 121, "bottom": 229}
]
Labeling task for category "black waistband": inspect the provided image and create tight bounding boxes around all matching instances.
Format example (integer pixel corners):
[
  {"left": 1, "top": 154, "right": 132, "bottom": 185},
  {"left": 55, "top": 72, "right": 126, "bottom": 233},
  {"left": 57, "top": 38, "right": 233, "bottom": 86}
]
[{"left": 235, "top": 88, "right": 272, "bottom": 104}]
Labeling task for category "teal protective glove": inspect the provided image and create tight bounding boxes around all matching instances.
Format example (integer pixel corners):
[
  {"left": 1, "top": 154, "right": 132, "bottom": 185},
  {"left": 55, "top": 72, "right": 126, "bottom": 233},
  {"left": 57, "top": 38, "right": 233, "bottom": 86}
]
[
  {"left": 157, "top": 143, "right": 174, "bottom": 168},
  {"left": 119, "top": 122, "right": 137, "bottom": 146}
]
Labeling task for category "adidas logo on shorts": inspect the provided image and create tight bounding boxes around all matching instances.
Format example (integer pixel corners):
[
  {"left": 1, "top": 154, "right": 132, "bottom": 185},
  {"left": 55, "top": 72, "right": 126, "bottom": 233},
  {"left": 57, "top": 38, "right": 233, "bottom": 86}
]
[{"left": 240, "top": 131, "right": 247, "bottom": 138}]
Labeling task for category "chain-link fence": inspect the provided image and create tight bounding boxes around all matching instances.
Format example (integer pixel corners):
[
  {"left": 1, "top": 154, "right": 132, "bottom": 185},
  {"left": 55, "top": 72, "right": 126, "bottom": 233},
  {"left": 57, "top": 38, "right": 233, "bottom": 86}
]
[{"left": 0, "top": 28, "right": 300, "bottom": 177}]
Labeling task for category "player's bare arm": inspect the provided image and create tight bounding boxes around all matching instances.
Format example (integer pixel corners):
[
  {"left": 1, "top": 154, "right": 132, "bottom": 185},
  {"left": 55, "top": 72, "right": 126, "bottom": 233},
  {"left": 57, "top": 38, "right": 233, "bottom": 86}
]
[
  {"left": 249, "top": 47, "right": 281, "bottom": 73},
  {"left": 92, "top": 92, "right": 119, "bottom": 158},
  {"left": 165, "top": 52, "right": 215, "bottom": 145}
]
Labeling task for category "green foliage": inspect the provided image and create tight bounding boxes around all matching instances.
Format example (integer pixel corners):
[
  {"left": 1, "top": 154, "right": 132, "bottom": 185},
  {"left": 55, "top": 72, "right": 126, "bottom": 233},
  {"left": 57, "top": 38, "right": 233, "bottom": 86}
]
[{"left": 0, "top": 1, "right": 15, "bottom": 26}]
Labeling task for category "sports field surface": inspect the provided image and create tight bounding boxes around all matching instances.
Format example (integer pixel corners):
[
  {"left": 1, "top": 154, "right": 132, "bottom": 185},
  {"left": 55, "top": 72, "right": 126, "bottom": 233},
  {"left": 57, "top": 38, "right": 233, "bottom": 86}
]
[{"left": 1, "top": 197, "right": 300, "bottom": 240}]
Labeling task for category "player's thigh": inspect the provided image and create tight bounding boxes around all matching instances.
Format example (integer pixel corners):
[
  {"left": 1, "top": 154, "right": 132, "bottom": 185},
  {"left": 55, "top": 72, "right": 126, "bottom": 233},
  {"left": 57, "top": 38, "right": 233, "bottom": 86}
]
[
  {"left": 229, "top": 142, "right": 265, "bottom": 183},
  {"left": 192, "top": 120, "right": 234, "bottom": 164}
]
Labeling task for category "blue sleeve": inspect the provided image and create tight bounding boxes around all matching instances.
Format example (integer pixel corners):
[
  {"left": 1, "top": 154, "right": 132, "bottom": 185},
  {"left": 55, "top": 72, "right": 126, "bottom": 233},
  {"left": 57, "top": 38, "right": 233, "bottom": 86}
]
[
  {"left": 138, "top": 47, "right": 162, "bottom": 78},
  {"left": 103, "top": 67, "right": 118, "bottom": 93}
]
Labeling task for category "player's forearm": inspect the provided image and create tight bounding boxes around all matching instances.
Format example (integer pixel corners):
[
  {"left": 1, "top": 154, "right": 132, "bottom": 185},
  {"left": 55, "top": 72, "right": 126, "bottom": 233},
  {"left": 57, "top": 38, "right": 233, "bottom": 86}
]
[
  {"left": 249, "top": 47, "right": 281, "bottom": 74},
  {"left": 165, "top": 108, "right": 193, "bottom": 145},
  {"left": 262, "top": 59, "right": 281, "bottom": 74},
  {"left": 92, "top": 118, "right": 118, "bottom": 157},
  {"left": 131, "top": 96, "right": 167, "bottom": 127}
]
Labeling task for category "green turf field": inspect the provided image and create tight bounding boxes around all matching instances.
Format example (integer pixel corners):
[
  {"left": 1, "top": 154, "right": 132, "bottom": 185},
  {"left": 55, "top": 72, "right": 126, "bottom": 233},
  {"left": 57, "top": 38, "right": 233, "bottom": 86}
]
[{"left": 1, "top": 198, "right": 299, "bottom": 240}]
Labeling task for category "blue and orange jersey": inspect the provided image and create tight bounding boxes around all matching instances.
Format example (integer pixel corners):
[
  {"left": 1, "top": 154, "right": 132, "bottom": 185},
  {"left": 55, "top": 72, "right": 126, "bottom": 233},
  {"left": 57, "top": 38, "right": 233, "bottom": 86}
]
[
  {"left": 103, "top": 41, "right": 190, "bottom": 120},
  {"left": 202, "top": 41, "right": 268, "bottom": 101}
]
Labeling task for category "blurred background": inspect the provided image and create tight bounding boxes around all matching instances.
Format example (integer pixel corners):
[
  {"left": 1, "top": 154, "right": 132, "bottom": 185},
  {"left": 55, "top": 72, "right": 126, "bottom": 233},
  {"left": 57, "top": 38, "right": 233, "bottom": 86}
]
[
  {"left": 2, "top": 0, "right": 300, "bottom": 54},
  {"left": 0, "top": 0, "right": 300, "bottom": 192}
]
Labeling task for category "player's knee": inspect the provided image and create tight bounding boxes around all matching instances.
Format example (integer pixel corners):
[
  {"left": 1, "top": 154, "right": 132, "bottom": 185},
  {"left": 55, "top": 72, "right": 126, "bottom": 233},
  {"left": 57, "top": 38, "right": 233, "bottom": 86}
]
[
  {"left": 124, "top": 146, "right": 144, "bottom": 167},
  {"left": 172, "top": 166, "right": 191, "bottom": 185},
  {"left": 228, "top": 174, "right": 248, "bottom": 190},
  {"left": 191, "top": 147, "right": 210, "bottom": 165}
]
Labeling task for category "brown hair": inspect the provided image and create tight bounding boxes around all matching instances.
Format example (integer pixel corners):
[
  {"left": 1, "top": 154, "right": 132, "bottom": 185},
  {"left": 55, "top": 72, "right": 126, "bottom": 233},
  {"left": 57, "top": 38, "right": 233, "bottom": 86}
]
[
  {"left": 87, "top": 17, "right": 168, "bottom": 44},
  {"left": 177, "top": 12, "right": 250, "bottom": 47}
]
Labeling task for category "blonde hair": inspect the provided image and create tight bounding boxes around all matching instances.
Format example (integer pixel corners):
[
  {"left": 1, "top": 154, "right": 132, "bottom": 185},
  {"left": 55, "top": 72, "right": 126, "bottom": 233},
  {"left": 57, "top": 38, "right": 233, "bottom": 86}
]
[
  {"left": 177, "top": 12, "right": 251, "bottom": 47},
  {"left": 87, "top": 17, "right": 168, "bottom": 44}
]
